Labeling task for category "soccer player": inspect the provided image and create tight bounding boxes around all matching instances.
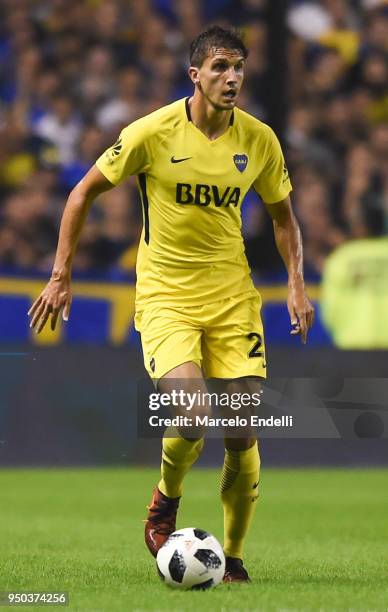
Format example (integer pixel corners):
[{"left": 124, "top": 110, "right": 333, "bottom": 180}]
[{"left": 28, "top": 26, "right": 314, "bottom": 582}]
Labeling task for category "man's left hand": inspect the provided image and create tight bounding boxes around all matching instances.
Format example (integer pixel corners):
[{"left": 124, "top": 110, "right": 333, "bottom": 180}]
[{"left": 287, "top": 284, "right": 315, "bottom": 344}]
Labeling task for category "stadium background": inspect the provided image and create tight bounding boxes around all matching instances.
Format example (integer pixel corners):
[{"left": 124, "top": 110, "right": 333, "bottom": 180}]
[
  {"left": 1, "top": 2, "right": 388, "bottom": 610},
  {"left": 0, "top": 0, "right": 387, "bottom": 465}
]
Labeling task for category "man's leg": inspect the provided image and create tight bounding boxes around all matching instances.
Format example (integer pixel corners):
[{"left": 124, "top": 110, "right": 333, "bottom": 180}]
[
  {"left": 158, "top": 428, "right": 204, "bottom": 498},
  {"left": 216, "top": 378, "right": 261, "bottom": 582},
  {"left": 145, "top": 361, "right": 209, "bottom": 557},
  {"left": 158, "top": 362, "right": 207, "bottom": 498}
]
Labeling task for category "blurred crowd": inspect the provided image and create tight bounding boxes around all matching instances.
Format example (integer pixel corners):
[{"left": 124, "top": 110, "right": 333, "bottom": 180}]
[{"left": 0, "top": 0, "right": 387, "bottom": 278}]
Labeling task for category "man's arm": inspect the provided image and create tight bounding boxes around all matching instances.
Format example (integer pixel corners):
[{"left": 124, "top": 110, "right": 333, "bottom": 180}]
[
  {"left": 28, "top": 165, "right": 114, "bottom": 333},
  {"left": 265, "top": 195, "right": 314, "bottom": 343}
]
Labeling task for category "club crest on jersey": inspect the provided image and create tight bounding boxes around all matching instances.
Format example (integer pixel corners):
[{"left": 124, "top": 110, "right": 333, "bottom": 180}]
[{"left": 233, "top": 154, "right": 248, "bottom": 173}]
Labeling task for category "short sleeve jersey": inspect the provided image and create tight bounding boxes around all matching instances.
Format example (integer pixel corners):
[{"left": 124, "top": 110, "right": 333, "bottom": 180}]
[{"left": 96, "top": 98, "right": 292, "bottom": 309}]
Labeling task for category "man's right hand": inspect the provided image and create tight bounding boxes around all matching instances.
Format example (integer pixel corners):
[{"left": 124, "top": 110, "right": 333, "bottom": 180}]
[
  {"left": 28, "top": 275, "right": 72, "bottom": 333},
  {"left": 26, "top": 166, "right": 114, "bottom": 334}
]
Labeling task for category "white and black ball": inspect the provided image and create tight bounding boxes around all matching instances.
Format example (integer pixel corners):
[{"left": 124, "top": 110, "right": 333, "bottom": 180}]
[{"left": 156, "top": 528, "right": 225, "bottom": 589}]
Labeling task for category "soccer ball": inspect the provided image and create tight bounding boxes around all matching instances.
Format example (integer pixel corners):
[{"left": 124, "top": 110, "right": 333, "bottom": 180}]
[{"left": 156, "top": 527, "right": 225, "bottom": 589}]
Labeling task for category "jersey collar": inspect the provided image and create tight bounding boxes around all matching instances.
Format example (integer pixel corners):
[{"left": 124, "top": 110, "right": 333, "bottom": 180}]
[{"left": 185, "top": 97, "right": 234, "bottom": 126}]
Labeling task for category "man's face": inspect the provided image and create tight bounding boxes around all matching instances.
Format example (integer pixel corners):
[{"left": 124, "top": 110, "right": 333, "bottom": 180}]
[{"left": 192, "top": 47, "right": 245, "bottom": 110}]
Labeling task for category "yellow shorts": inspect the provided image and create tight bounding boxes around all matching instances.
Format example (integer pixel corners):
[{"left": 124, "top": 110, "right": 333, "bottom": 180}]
[{"left": 134, "top": 291, "right": 267, "bottom": 380}]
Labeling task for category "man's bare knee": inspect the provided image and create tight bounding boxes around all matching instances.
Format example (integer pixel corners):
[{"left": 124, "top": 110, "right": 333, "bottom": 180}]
[
  {"left": 224, "top": 437, "right": 257, "bottom": 451},
  {"left": 158, "top": 361, "right": 210, "bottom": 438}
]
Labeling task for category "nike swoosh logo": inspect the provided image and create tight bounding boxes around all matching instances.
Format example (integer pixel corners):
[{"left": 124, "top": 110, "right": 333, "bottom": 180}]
[
  {"left": 171, "top": 156, "right": 192, "bottom": 163},
  {"left": 253, "top": 481, "right": 259, "bottom": 489}
]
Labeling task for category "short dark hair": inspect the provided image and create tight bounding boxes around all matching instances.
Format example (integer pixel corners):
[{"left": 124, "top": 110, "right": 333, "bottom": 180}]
[
  {"left": 361, "top": 199, "right": 386, "bottom": 237},
  {"left": 190, "top": 25, "right": 248, "bottom": 67}
]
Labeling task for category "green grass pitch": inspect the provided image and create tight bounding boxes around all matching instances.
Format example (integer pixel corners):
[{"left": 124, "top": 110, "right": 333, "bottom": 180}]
[{"left": 1, "top": 467, "right": 387, "bottom": 611}]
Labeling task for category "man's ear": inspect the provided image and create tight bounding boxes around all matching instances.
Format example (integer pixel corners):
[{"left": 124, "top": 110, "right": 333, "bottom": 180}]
[{"left": 188, "top": 66, "right": 200, "bottom": 85}]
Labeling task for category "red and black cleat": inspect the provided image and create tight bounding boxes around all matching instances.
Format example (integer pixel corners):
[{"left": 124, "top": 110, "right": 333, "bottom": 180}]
[
  {"left": 144, "top": 487, "right": 180, "bottom": 557},
  {"left": 223, "top": 556, "right": 251, "bottom": 583}
]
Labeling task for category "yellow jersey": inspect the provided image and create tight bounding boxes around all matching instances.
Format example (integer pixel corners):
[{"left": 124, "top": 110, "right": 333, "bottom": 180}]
[
  {"left": 96, "top": 98, "right": 292, "bottom": 309},
  {"left": 321, "top": 237, "right": 388, "bottom": 348}
]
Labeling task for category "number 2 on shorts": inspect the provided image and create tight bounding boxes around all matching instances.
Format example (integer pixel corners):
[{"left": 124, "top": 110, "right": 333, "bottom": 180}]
[{"left": 247, "top": 332, "right": 264, "bottom": 358}]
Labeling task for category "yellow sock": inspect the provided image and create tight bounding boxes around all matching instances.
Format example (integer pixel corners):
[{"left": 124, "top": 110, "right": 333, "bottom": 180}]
[
  {"left": 221, "top": 441, "right": 261, "bottom": 560},
  {"left": 158, "top": 428, "right": 204, "bottom": 498}
]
